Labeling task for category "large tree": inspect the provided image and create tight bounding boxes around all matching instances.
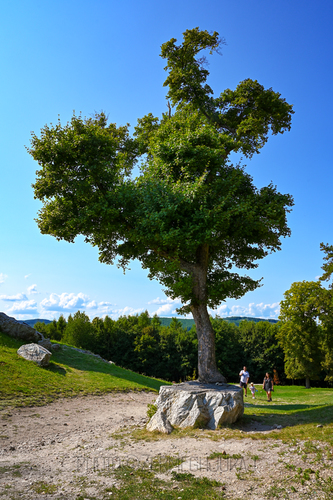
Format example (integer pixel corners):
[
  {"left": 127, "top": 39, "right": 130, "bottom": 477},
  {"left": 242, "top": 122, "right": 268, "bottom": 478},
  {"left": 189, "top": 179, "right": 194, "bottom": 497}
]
[
  {"left": 278, "top": 281, "right": 324, "bottom": 388},
  {"left": 28, "top": 28, "right": 293, "bottom": 383}
]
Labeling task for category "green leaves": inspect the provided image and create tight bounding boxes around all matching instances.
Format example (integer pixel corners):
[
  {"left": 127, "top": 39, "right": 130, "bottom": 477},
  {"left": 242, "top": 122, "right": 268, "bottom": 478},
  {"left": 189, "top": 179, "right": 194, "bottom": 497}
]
[
  {"left": 28, "top": 27, "right": 294, "bottom": 321},
  {"left": 160, "top": 28, "right": 224, "bottom": 111},
  {"left": 216, "top": 79, "right": 294, "bottom": 157},
  {"left": 278, "top": 280, "right": 333, "bottom": 382}
]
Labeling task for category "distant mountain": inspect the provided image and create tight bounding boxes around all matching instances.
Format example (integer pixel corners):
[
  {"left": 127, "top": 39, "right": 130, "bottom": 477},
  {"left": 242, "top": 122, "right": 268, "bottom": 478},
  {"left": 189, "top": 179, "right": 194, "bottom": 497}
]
[
  {"left": 19, "top": 318, "right": 52, "bottom": 327},
  {"left": 21, "top": 315, "right": 278, "bottom": 330},
  {"left": 158, "top": 316, "right": 278, "bottom": 329}
]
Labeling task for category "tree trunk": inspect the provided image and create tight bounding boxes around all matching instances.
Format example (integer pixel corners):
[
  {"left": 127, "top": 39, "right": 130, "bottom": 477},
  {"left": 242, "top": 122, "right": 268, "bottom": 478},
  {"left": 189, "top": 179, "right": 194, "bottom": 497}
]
[
  {"left": 187, "top": 244, "right": 226, "bottom": 384},
  {"left": 191, "top": 302, "right": 226, "bottom": 383},
  {"left": 305, "top": 377, "right": 311, "bottom": 389}
]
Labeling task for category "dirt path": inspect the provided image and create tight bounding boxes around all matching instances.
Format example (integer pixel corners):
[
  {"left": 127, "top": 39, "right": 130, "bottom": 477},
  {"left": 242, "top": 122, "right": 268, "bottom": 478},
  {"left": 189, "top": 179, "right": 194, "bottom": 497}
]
[{"left": 0, "top": 392, "right": 331, "bottom": 499}]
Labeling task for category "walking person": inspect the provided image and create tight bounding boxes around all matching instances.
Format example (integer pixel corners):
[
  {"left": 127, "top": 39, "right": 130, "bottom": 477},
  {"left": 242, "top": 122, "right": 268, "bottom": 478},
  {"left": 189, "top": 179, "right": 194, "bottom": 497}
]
[
  {"left": 263, "top": 372, "right": 274, "bottom": 401},
  {"left": 239, "top": 366, "right": 250, "bottom": 397},
  {"left": 250, "top": 382, "right": 257, "bottom": 399}
]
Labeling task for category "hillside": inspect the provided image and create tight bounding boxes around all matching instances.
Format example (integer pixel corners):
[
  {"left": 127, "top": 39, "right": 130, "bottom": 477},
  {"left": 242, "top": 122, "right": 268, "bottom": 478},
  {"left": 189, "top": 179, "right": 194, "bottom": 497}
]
[
  {"left": 158, "top": 316, "right": 278, "bottom": 329},
  {"left": 0, "top": 331, "right": 167, "bottom": 409},
  {"left": 19, "top": 318, "right": 51, "bottom": 327}
]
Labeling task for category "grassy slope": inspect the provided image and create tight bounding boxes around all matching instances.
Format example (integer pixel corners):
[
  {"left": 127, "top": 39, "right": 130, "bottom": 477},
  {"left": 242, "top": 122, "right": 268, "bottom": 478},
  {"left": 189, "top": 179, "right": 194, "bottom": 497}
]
[
  {"left": 0, "top": 332, "right": 169, "bottom": 409},
  {"left": 1, "top": 331, "right": 332, "bottom": 445}
]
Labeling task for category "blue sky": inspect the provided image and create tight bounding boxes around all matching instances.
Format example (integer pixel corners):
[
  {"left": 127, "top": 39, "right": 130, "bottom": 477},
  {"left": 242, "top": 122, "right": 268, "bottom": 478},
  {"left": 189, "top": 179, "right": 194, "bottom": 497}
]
[{"left": 1, "top": 0, "right": 332, "bottom": 321}]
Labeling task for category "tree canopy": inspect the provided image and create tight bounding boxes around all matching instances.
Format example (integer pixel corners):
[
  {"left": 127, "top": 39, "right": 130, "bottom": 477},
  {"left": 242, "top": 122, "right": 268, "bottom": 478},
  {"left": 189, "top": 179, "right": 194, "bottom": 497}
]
[
  {"left": 278, "top": 281, "right": 324, "bottom": 388},
  {"left": 278, "top": 244, "right": 333, "bottom": 386},
  {"left": 28, "top": 28, "right": 294, "bottom": 383}
]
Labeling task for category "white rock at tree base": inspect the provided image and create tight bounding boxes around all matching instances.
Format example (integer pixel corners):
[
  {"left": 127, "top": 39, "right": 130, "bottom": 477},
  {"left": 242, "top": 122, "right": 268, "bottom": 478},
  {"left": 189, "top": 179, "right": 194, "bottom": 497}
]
[
  {"left": 147, "top": 381, "right": 243, "bottom": 433},
  {"left": 17, "top": 343, "right": 52, "bottom": 367},
  {"left": 146, "top": 409, "right": 173, "bottom": 434}
]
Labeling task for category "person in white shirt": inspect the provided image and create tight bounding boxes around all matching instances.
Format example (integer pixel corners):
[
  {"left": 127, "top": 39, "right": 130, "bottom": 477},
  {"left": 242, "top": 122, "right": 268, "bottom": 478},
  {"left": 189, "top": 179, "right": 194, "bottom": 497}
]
[{"left": 239, "top": 366, "right": 250, "bottom": 397}]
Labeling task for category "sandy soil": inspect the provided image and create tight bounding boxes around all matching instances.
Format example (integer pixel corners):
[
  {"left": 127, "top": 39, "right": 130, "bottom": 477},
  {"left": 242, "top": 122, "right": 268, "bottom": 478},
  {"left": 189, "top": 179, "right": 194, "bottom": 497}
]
[{"left": 0, "top": 392, "right": 331, "bottom": 499}]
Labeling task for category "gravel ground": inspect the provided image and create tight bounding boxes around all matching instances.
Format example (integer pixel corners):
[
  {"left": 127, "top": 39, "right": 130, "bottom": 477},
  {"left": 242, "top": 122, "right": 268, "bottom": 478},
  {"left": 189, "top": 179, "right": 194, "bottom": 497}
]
[{"left": 0, "top": 392, "right": 332, "bottom": 499}]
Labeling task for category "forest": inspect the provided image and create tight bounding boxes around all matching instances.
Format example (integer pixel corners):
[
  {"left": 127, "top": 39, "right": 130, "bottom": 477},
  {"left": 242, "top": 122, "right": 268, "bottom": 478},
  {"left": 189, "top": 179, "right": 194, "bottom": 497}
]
[{"left": 34, "top": 312, "right": 330, "bottom": 387}]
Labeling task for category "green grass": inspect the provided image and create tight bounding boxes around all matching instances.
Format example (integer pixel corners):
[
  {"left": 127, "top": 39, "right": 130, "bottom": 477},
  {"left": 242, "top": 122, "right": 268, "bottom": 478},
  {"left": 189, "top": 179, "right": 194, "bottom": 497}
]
[
  {"left": 225, "top": 383, "right": 333, "bottom": 444},
  {"left": 95, "top": 464, "right": 226, "bottom": 500},
  {"left": 0, "top": 331, "right": 169, "bottom": 409}
]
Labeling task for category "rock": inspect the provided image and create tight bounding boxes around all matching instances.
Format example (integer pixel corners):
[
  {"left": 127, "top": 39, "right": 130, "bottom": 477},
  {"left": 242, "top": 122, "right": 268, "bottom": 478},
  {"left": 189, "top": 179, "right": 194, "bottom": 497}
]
[
  {"left": 147, "top": 381, "right": 243, "bottom": 433},
  {"left": 17, "top": 343, "right": 52, "bottom": 367},
  {"left": 38, "top": 338, "right": 53, "bottom": 351},
  {"left": 146, "top": 409, "right": 173, "bottom": 434},
  {"left": 0, "top": 312, "right": 43, "bottom": 342},
  {"left": 50, "top": 343, "right": 62, "bottom": 351}
]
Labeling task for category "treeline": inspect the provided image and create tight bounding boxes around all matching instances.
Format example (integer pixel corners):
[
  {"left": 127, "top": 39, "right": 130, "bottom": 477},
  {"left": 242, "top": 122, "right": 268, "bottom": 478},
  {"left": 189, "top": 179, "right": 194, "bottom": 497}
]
[{"left": 35, "top": 311, "right": 289, "bottom": 384}]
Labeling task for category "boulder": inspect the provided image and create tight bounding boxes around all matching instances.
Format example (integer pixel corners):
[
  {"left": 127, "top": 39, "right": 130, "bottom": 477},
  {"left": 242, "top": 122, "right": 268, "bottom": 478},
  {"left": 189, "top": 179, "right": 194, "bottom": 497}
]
[
  {"left": 17, "top": 343, "right": 52, "bottom": 367},
  {"left": 50, "top": 343, "right": 62, "bottom": 352},
  {"left": 38, "top": 338, "right": 53, "bottom": 351},
  {"left": 147, "top": 381, "right": 243, "bottom": 433},
  {"left": 0, "top": 312, "right": 43, "bottom": 342}
]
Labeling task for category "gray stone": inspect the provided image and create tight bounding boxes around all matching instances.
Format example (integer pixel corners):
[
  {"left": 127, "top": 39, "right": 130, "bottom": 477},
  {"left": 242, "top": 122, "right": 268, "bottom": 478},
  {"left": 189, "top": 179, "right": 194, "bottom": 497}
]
[
  {"left": 38, "top": 338, "right": 53, "bottom": 351},
  {"left": 146, "top": 408, "right": 173, "bottom": 434},
  {"left": 17, "top": 343, "right": 52, "bottom": 367},
  {"left": 0, "top": 312, "right": 43, "bottom": 342},
  {"left": 50, "top": 343, "right": 62, "bottom": 351},
  {"left": 147, "top": 381, "right": 243, "bottom": 433}
]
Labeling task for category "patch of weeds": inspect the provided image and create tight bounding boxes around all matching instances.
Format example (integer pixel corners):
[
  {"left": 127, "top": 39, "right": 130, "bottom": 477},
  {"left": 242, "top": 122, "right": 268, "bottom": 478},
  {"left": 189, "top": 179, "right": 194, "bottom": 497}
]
[
  {"left": 302, "top": 440, "right": 319, "bottom": 454},
  {"left": 303, "top": 468, "right": 315, "bottom": 480},
  {"left": 171, "top": 471, "right": 195, "bottom": 481},
  {"left": 28, "top": 413, "right": 41, "bottom": 418},
  {"left": 105, "top": 464, "right": 225, "bottom": 499},
  {"left": 248, "top": 453, "right": 259, "bottom": 461},
  {"left": 285, "top": 463, "right": 296, "bottom": 471},
  {"left": 0, "top": 464, "right": 22, "bottom": 476},
  {"left": 235, "top": 469, "right": 254, "bottom": 480},
  {"left": 171, "top": 470, "right": 222, "bottom": 487},
  {"left": 147, "top": 403, "right": 157, "bottom": 419},
  {"left": 30, "top": 481, "right": 57, "bottom": 494},
  {"left": 265, "top": 485, "right": 287, "bottom": 498},
  {"left": 151, "top": 455, "right": 184, "bottom": 473},
  {"left": 322, "top": 476, "right": 333, "bottom": 495},
  {"left": 1, "top": 413, "right": 12, "bottom": 420},
  {"left": 208, "top": 452, "right": 243, "bottom": 460}
]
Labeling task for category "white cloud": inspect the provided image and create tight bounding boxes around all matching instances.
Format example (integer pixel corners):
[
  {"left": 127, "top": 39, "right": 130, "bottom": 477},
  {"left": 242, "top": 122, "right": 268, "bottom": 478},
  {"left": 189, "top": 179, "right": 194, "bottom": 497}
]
[
  {"left": 0, "top": 293, "right": 27, "bottom": 301},
  {"left": 39, "top": 292, "right": 119, "bottom": 318},
  {"left": 213, "top": 302, "right": 280, "bottom": 319},
  {"left": 96, "top": 302, "right": 114, "bottom": 314},
  {"left": 7, "top": 300, "right": 38, "bottom": 315},
  {"left": 24, "top": 274, "right": 32, "bottom": 279},
  {"left": 114, "top": 306, "right": 144, "bottom": 316},
  {"left": 152, "top": 303, "right": 176, "bottom": 316},
  {"left": 27, "top": 284, "right": 38, "bottom": 295},
  {"left": 0, "top": 273, "right": 8, "bottom": 284},
  {"left": 40, "top": 292, "right": 90, "bottom": 312},
  {"left": 86, "top": 300, "right": 98, "bottom": 309},
  {"left": 148, "top": 297, "right": 179, "bottom": 305}
]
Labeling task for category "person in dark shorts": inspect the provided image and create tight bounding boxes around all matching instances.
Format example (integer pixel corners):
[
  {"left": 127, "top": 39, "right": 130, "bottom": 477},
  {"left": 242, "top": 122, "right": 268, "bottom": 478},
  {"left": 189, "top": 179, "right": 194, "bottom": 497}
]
[
  {"left": 263, "top": 372, "right": 274, "bottom": 401},
  {"left": 239, "top": 366, "right": 250, "bottom": 397}
]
